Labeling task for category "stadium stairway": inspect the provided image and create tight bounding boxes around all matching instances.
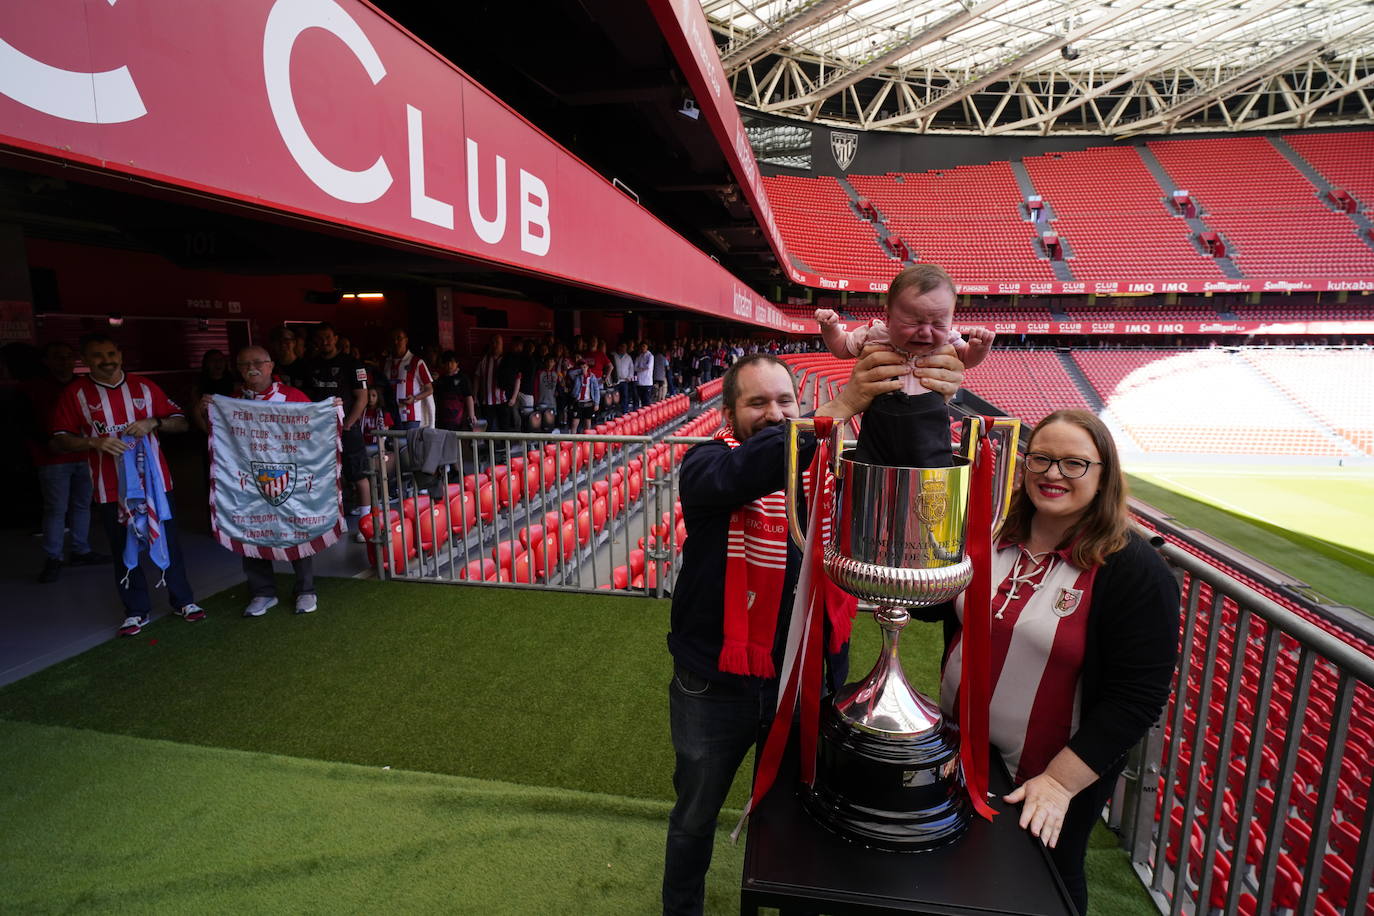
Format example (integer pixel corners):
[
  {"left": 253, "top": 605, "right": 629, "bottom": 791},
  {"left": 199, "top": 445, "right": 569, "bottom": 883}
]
[
  {"left": 1008, "top": 160, "right": 1075, "bottom": 282},
  {"left": 1274, "top": 135, "right": 1374, "bottom": 255},
  {"left": 1056, "top": 352, "right": 1105, "bottom": 412},
  {"left": 835, "top": 175, "right": 906, "bottom": 265},
  {"left": 1132, "top": 145, "right": 1246, "bottom": 279}
]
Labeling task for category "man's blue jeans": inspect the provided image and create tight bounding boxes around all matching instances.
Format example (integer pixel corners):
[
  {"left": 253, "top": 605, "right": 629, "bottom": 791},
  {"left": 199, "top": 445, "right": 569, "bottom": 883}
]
[
  {"left": 662, "top": 664, "right": 777, "bottom": 916},
  {"left": 95, "top": 501, "right": 195, "bottom": 619},
  {"left": 38, "top": 462, "right": 92, "bottom": 560}
]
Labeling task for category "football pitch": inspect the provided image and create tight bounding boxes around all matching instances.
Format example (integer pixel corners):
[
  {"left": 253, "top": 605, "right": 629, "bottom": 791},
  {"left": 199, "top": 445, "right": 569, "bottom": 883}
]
[{"left": 1126, "top": 463, "right": 1374, "bottom": 614}]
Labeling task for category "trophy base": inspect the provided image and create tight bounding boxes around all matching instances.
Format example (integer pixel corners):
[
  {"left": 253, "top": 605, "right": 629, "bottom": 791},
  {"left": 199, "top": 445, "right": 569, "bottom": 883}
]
[{"left": 803, "top": 700, "right": 970, "bottom": 853}]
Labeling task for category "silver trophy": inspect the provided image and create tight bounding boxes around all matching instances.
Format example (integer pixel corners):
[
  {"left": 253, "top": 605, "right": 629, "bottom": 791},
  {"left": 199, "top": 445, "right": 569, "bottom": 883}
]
[{"left": 785, "top": 415, "right": 1019, "bottom": 851}]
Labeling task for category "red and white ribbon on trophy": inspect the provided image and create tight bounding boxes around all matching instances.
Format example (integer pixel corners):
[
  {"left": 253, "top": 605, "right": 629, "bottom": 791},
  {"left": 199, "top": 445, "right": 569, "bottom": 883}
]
[{"left": 732, "top": 415, "right": 1003, "bottom": 840}]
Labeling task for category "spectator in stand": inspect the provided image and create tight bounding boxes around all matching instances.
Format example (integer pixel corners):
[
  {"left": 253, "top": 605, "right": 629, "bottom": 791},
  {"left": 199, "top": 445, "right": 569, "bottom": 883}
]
[
  {"left": 297, "top": 323, "right": 370, "bottom": 514},
  {"left": 535, "top": 355, "right": 560, "bottom": 416},
  {"left": 567, "top": 355, "right": 601, "bottom": 434},
  {"left": 611, "top": 341, "right": 635, "bottom": 415},
  {"left": 915, "top": 410, "right": 1178, "bottom": 915},
  {"left": 22, "top": 341, "right": 108, "bottom": 583},
  {"left": 193, "top": 349, "right": 237, "bottom": 401},
  {"left": 50, "top": 333, "right": 205, "bottom": 637},
  {"left": 634, "top": 341, "right": 655, "bottom": 407},
  {"left": 433, "top": 351, "right": 475, "bottom": 433},
  {"left": 268, "top": 325, "right": 304, "bottom": 389},
  {"left": 196, "top": 345, "right": 320, "bottom": 616},
  {"left": 382, "top": 328, "right": 434, "bottom": 430},
  {"left": 513, "top": 339, "right": 537, "bottom": 420},
  {"left": 585, "top": 337, "right": 612, "bottom": 382},
  {"left": 654, "top": 344, "right": 671, "bottom": 399}
]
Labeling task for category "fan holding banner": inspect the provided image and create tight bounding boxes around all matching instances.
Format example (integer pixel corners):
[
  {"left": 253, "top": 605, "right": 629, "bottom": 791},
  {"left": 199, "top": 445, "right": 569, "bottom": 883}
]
[{"left": 198, "top": 346, "right": 345, "bottom": 617}]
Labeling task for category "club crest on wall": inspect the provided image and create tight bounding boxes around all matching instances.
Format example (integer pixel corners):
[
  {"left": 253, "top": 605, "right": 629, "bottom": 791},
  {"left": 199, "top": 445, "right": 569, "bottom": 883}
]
[{"left": 830, "top": 131, "right": 858, "bottom": 170}]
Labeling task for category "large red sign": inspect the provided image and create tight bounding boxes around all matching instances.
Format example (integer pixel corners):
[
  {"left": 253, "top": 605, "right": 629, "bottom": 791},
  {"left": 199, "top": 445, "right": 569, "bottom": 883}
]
[
  {"left": 961, "top": 319, "right": 1374, "bottom": 336},
  {"left": 794, "top": 276, "right": 1374, "bottom": 296},
  {"left": 0, "top": 0, "right": 809, "bottom": 333}
]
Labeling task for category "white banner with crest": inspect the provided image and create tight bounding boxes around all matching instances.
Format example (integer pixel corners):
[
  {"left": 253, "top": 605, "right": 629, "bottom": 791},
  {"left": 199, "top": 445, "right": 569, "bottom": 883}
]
[{"left": 208, "top": 396, "right": 344, "bottom": 560}]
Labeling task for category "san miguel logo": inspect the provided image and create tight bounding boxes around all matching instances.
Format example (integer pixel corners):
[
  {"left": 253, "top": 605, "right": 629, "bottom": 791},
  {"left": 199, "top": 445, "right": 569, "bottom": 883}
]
[
  {"left": 251, "top": 462, "right": 296, "bottom": 507},
  {"left": 830, "top": 131, "right": 858, "bottom": 170}
]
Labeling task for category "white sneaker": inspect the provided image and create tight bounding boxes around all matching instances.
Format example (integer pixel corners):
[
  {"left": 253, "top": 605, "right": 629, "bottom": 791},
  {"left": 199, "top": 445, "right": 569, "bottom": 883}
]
[
  {"left": 118, "top": 615, "right": 148, "bottom": 637},
  {"left": 243, "top": 596, "right": 278, "bottom": 617},
  {"left": 295, "top": 594, "right": 318, "bottom": 615}
]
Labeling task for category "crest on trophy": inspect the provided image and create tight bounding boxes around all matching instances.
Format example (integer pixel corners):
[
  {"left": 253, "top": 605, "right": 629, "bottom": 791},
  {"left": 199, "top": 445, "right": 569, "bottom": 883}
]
[
  {"left": 918, "top": 480, "right": 949, "bottom": 526},
  {"left": 251, "top": 462, "right": 296, "bottom": 507},
  {"left": 830, "top": 131, "right": 858, "bottom": 170}
]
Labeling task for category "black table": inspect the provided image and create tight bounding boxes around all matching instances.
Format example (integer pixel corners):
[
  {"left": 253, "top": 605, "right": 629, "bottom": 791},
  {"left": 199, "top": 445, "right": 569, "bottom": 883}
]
[{"left": 741, "top": 747, "right": 1077, "bottom": 916}]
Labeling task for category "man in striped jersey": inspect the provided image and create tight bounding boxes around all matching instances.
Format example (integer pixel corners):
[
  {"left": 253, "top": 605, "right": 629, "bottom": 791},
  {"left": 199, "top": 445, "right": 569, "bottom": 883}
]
[
  {"left": 382, "top": 328, "right": 434, "bottom": 430},
  {"left": 196, "top": 345, "right": 319, "bottom": 617},
  {"left": 50, "top": 333, "right": 204, "bottom": 637}
]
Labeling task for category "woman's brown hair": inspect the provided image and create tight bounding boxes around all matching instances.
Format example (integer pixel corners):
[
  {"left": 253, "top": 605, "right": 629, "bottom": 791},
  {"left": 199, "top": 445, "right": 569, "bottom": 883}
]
[{"left": 999, "top": 409, "right": 1130, "bottom": 568}]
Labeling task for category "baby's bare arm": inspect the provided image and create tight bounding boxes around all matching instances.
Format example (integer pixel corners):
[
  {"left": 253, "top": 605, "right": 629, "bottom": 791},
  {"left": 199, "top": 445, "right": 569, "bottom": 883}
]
[
  {"left": 815, "top": 309, "right": 852, "bottom": 358},
  {"left": 955, "top": 326, "right": 995, "bottom": 370}
]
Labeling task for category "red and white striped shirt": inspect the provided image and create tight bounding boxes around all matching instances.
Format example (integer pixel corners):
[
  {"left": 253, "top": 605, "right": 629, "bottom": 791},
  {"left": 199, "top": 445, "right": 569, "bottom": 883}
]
[
  {"left": 50, "top": 373, "right": 184, "bottom": 503},
  {"left": 382, "top": 351, "right": 433, "bottom": 423},
  {"left": 231, "top": 381, "right": 311, "bottom": 404},
  {"left": 940, "top": 540, "right": 1097, "bottom": 784}
]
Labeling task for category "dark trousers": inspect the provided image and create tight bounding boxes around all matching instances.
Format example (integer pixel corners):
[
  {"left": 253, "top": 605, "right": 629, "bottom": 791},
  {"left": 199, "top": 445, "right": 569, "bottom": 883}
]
[
  {"left": 663, "top": 665, "right": 778, "bottom": 916},
  {"left": 243, "top": 556, "right": 315, "bottom": 598},
  {"left": 851, "top": 390, "right": 953, "bottom": 468},
  {"left": 616, "top": 381, "right": 633, "bottom": 414},
  {"left": 638, "top": 384, "right": 655, "bottom": 406},
  {"left": 95, "top": 501, "right": 195, "bottom": 619},
  {"left": 1048, "top": 763, "right": 1120, "bottom": 915}
]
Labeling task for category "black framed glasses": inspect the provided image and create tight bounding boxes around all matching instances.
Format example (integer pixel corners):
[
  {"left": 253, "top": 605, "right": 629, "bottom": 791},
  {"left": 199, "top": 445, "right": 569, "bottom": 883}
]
[{"left": 1024, "top": 453, "right": 1100, "bottom": 479}]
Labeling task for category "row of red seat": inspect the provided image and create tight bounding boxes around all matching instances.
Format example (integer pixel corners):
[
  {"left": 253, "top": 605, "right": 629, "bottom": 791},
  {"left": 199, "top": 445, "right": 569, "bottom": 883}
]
[
  {"left": 357, "top": 396, "right": 695, "bottom": 574},
  {"left": 595, "top": 406, "right": 725, "bottom": 591}
]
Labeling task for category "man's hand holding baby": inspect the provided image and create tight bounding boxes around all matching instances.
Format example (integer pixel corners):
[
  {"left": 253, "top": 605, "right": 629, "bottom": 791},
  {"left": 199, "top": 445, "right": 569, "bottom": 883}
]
[{"left": 860, "top": 341, "right": 966, "bottom": 402}]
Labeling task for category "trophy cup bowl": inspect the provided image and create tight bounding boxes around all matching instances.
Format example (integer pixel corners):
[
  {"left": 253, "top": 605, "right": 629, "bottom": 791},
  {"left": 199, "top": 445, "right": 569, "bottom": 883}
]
[{"left": 785, "top": 415, "right": 1019, "bottom": 852}]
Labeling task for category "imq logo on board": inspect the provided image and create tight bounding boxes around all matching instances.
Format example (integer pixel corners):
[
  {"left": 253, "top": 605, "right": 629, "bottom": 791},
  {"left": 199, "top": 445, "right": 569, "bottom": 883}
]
[{"left": 830, "top": 131, "right": 858, "bottom": 170}]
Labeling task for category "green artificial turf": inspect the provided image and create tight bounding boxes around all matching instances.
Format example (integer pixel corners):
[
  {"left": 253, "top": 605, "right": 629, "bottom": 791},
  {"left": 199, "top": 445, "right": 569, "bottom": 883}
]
[
  {"left": 0, "top": 579, "right": 1158, "bottom": 915},
  {"left": 1128, "top": 473, "right": 1374, "bottom": 614},
  {"left": 0, "top": 719, "right": 730, "bottom": 915}
]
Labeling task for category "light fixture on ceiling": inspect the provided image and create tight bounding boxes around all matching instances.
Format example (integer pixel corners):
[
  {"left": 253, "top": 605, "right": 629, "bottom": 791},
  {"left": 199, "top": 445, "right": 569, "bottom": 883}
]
[
  {"left": 107, "top": 313, "right": 124, "bottom": 328},
  {"left": 1061, "top": 46, "right": 1081, "bottom": 60},
  {"left": 678, "top": 98, "right": 700, "bottom": 120}
]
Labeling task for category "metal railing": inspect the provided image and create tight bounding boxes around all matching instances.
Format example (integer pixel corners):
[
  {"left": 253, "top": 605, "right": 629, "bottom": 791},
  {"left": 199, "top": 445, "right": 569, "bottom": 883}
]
[
  {"left": 362, "top": 426, "right": 716, "bottom": 595},
  {"left": 1116, "top": 541, "right": 1374, "bottom": 916}
]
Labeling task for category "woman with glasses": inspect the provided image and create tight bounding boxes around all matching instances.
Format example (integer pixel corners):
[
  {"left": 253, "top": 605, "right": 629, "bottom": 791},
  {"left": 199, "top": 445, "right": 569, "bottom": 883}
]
[{"left": 918, "top": 409, "right": 1179, "bottom": 914}]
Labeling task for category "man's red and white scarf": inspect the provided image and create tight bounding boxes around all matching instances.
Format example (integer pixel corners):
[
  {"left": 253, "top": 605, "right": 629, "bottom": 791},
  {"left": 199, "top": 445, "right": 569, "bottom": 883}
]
[{"left": 714, "top": 426, "right": 855, "bottom": 677}]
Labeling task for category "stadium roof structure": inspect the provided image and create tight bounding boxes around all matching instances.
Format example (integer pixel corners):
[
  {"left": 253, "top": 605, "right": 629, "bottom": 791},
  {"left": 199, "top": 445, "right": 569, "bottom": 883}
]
[{"left": 702, "top": 0, "right": 1374, "bottom": 135}]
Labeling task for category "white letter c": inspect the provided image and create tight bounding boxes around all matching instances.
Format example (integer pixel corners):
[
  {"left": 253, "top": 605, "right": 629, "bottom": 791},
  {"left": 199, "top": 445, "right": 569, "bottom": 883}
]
[{"left": 263, "top": 0, "right": 391, "bottom": 204}]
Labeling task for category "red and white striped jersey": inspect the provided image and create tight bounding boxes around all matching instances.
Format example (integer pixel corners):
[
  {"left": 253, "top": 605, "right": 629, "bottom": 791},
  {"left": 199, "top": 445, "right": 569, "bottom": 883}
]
[
  {"left": 382, "top": 351, "right": 434, "bottom": 423},
  {"left": 231, "top": 381, "right": 311, "bottom": 403},
  {"left": 50, "top": 373, "right": 184, "bottom": 503},
  {"left": 940, "top": 541, "right": 1097, "bottom": 784}
]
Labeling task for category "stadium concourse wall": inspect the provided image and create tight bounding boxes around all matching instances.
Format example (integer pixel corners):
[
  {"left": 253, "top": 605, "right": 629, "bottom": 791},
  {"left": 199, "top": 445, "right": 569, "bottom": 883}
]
[{"left": 0, "top": 0, "right": 806, "bottom": 338}]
